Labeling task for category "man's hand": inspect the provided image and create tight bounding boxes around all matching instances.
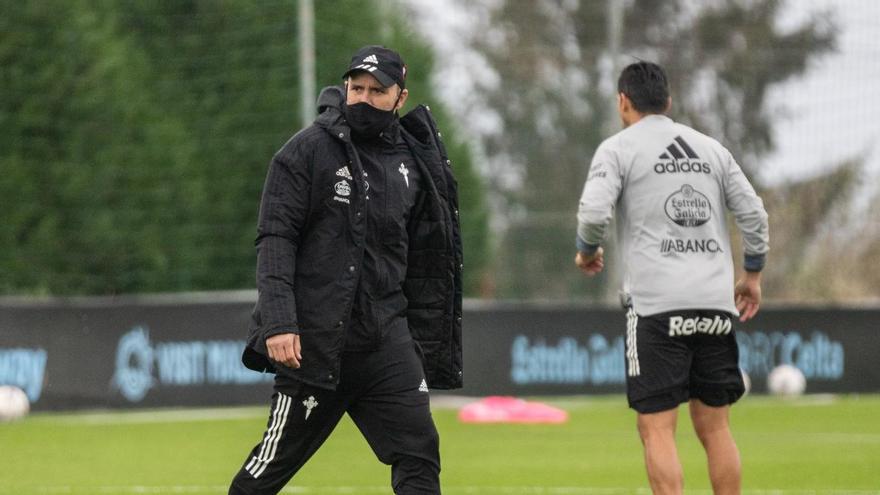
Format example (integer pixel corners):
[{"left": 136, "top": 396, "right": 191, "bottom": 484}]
[
  {"left": 266, "top": 333, "right": 302, "bottom": 368},
  {"left": 575, "top": 247, "right": 605, "bottom": 276},
  {"left": 734, "top": 271, "right": 762, "bottom": 322}
]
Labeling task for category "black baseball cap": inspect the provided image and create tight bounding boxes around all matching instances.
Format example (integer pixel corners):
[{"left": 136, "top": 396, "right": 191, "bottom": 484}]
[{"left": 342, "top": 45, "right": 407, "bottom": 89}]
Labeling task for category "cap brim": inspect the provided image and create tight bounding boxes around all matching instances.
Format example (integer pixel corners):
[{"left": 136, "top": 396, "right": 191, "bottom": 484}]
[{"left": 342, "top": 68, "right": 396, "bottom": 88}]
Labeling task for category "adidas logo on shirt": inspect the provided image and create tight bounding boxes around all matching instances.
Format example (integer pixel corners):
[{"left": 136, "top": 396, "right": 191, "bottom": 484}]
[
  {"left": 660, "top": 136, "right": 699, "bottom": 160},
  {"left": 654, "top": 136, "right": 710, "bottom": 174},
  {"left": 336, "top": 166, "right": 352, "bottom": 180},
  {"left": 418, "top": 379, "right": 429, "bottom": 393}
]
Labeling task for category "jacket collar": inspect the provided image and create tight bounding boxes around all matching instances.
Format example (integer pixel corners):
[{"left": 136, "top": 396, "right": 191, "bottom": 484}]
[{"left": 315, "top": 86, "right": 349, "bottom": 140}]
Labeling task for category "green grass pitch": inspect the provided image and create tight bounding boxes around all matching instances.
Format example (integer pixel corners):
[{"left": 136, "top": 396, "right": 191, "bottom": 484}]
[{"left": 1, "top": 395, "right": 878, "bottom": 494}]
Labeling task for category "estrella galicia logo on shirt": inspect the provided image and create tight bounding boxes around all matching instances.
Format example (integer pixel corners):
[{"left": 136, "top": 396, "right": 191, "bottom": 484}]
[
  {"left": 665, "top": 184, "right": 712, "bottom": 227},
  {"left": 334, "top": 180, "right": 351, "bottom": 197},
  {"left": 333, "top": 179, "right": 351, "bottom": 204},
  {"left": 333, "top": 178, "right": 352, "bottom": 204}
]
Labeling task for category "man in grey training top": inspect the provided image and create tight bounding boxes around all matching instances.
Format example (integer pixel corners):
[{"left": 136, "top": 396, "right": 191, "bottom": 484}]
[{"left": 574, "top": 61, "right": 769, "bottom": 495}]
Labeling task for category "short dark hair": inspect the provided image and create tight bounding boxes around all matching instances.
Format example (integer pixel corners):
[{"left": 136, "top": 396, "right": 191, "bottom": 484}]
[{"left": 617, "top": 62, "right": 669, "bottom": 114}]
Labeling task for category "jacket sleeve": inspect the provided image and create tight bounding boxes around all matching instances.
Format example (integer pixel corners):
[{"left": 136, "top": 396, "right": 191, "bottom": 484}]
[
  {"left": 576, "top": 140, "right": 623, "bottom": 253},
  {"left": 253, "top": 140, "right": 313, "bottom": 341},
  {"left": 722, "top": 150, "right": 769, "bottom": 272}
]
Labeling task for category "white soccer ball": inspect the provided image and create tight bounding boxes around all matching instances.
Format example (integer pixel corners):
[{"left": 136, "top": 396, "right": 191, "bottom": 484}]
[
  {"left": 766, "top": 364, "right": 806, "bottom": 397},
  {"left": 0, "top": 385, "right": 30, "bottom": 422}
]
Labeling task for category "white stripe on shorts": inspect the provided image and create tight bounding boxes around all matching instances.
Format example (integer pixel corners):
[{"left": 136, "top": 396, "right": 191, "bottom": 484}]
[
  {"left": 626, "top": 308, "right": 640, "bottom": 377},
  {"left": 246, "top": 393, "right": 292, "bottom": 479}
]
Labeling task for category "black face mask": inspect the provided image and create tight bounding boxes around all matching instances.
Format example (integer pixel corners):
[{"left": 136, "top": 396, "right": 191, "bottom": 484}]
[{"left": 344, "top": 101, "right": 397, "bottom": 140}]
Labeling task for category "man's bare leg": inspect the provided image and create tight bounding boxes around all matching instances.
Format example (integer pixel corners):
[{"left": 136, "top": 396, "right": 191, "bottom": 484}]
[
  {"left": 637, "top": 408, "right": 683, "bottom": 495},
  {"left": 689, "top": 400, "right": 741, "bottom": 495}
]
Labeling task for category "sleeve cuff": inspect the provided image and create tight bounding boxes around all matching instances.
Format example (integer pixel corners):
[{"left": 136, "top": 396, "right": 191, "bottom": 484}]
[
  {"left": 576, "top": 236, "right": 600, "bottom": 256},
  {"left": 264, "top": 326, "right": 299, "bottom": 340},
  {"left": 744, "top": 253, "right": 766, "bottom": 272}
]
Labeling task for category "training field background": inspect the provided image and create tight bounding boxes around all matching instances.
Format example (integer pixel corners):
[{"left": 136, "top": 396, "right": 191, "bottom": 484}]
[
  {"left": 3, "top": 2, "right": 880, "bottom": 494},
  {"left": 2, "top": 395, "right": 878, "bottom": 494}
]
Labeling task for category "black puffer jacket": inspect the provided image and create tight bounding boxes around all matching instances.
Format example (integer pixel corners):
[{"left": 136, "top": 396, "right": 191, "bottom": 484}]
[{"left": 242, "top": 86, "right": 463, "bottom": 390}]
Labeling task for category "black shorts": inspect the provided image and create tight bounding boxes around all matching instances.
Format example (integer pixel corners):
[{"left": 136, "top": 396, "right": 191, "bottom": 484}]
[{"left": 625, "top": 308, "right": 745, "bottom": 414}]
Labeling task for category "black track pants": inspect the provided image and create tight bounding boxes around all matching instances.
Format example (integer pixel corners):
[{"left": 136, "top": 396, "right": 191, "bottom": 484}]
[{"left": 228, "top": 342, "right": 440, "bottom": 494}]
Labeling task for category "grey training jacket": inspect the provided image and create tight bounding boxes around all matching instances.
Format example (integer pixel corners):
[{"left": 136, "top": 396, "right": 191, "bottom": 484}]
[{"left": 577, "top": 114, "right": 769, "bottom": 316}]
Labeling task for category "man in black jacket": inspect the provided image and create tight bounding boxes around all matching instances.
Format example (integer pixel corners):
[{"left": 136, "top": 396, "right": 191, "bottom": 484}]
[{"left": 228, "top": 45, "right": 462, "bottom": 495}]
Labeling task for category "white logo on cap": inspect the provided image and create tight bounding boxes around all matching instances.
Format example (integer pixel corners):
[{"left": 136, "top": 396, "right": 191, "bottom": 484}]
[
  {"left": 353, "top": 63, "right": 377, "bottom": 73},
  {"left": 363, "top": 54, "right": 379, "bottom": 64}
]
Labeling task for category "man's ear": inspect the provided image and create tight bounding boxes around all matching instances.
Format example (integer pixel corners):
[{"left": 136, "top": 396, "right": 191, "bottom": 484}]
[
  {"left": 396, "top": 88, "right": 409, "bottom": 111},
  {"left": 618, "top": 92, "right": 630, "bottom": 113},
  {"left": 664, "top": 96, "right": 672, "bottom": 113}
]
